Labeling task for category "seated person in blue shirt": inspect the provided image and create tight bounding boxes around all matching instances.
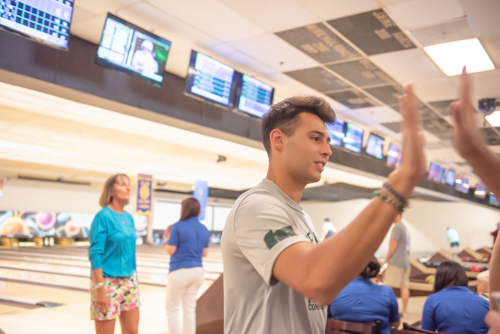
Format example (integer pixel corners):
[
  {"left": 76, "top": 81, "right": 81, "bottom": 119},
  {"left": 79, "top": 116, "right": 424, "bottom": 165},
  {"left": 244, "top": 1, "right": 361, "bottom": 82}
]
[
  {"left": 329, "top": 257, "right": 400, "bottom": 334},
  {"left": 422, "top": 260, "right": 489, "bottom": 334}
]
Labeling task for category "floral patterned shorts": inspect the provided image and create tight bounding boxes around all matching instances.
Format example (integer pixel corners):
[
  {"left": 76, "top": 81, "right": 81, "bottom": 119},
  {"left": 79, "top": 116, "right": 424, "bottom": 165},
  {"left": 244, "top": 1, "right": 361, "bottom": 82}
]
[{"left": 90, "top": 274, "right": 141, "bottom": 321}]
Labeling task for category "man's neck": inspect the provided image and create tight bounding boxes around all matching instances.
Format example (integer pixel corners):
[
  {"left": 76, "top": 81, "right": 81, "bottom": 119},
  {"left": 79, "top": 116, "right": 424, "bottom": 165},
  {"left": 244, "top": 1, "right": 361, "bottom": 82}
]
[{"left": 266, "top": 165, "right": 306, "bottom": 203}]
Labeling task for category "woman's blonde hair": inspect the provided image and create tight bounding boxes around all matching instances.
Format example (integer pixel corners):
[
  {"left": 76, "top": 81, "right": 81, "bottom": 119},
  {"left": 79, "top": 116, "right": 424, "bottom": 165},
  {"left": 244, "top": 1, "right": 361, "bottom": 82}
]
[{"left": 99, "top": 173, "right": 129, "bottom": 208}]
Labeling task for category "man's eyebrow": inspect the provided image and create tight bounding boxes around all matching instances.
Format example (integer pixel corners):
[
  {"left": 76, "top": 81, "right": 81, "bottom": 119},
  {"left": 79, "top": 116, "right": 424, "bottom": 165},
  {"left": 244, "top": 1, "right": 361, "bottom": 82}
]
[{"left": 308, "top": 130, "right": 331, "bottom": 143}]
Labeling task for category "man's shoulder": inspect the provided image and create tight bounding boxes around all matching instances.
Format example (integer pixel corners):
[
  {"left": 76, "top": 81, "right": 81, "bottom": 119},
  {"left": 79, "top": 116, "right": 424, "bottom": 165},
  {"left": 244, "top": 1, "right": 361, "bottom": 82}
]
[{"left": 236, "top": 186, "right": 288, "bottom": 211}]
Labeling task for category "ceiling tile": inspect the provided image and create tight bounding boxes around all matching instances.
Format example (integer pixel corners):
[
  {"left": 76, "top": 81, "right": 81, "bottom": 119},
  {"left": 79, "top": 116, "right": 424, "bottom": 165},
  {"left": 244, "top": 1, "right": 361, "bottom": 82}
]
[
  {"left": 428, "top": 100, "right": 456, "bottom": 116},
  {"left": 380, "top": 122, "right": 401, "bottom": 133},
  {"left": 412, "top": 77, "right": 458, "bottom": 102},
  {"left": 409, "top": 18, "right": 475, "bottom": 47},
  {"left": 385, "top": 0, "right": 465, "bottom": 30},
  {"left": 364, "top": 85, "right": 404, "bottom": 105},
  {"left": 298, "top": 0, "right": 380, "bottom": 22},
  {"left": 116, "top": 3, "right": 178, "bottom": 31},
  {"left": 229, "top": 33, "right": 320, "bottom": 72},
  {"left": 350, "top": 105, "right": 402, "bottom": 125},
  {"left": 154, "top": 22, "right": 219, "bottom": 48},
  {"left": 481, "top": 35, "right": 500, "bottom": 70},
  {"left": 448, "top": 69, "right": 500, "bottom": 103},
  {"left": 71, "top": 3, "right": 97, "bottom": 23},
  {"left": 420, "top": 105, "right": 441, "bottom": 120},
  {"left": 146, "top": 0, "right": 265, "bottom": 42},
  {"left": 326, "top": 89, "right": 379, "bottom": 109},
  {"left": 369, "top": 48, "right": 444, "bottom": 84},
  {"left": 422, "top": 118, "right": 452, "bottom": 133},
  {"left": 275, "top": 23, "right": 361, "bottom": 64},
  {"left": 72, "top": 0, "right": 138, "bottom": 15},
  {"left": 327, "top": 59, "right": 396, "bottom": 87},
  {"left": 327, "top": 10, "right": 416, "bottom": 56},
  {"left": 284, "top": 67, "right": 351, "bottom": 92},
  {"left": 218, "top": 0, "right": 318, "bottom": 33},
  {"left": 460, "top": 0, "right": 500, "bottom": 37},
  {"left": 70, "top": 13, "right": 107, "bottom": 45}
]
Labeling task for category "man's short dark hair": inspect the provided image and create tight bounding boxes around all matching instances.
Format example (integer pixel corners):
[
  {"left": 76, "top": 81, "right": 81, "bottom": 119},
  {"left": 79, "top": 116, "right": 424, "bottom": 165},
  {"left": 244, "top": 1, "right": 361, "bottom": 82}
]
[
  {"left": 434, "top": 260, "right": 468, "bottom": 292},
  {"left": 261, "top": 96, "right": 336, "bottom": 155}
]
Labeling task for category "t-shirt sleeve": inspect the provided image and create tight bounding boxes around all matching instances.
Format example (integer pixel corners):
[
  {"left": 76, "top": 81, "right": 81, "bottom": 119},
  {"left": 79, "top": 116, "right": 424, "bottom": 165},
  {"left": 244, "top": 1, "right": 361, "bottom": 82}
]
[
  {"left": 387, "top": 287, "right": 400, "bottom": 323},
  {"left": 167, "top": 224, "right": 179, "bottom": 246},
  {"left": 391, "top": 224, "right": 401, "bottom": 241},
  {"left": 204, "top": 227, "right": 210, "bottom": 248},
  {"left": 421, "top": 296, "right": 437, "bottom": 331},
  {"left": 233, "top": 192, "right": 310, "bottom": 286},
  {"left": 88, "top": 212, "right": 107, "bottom": 271}
]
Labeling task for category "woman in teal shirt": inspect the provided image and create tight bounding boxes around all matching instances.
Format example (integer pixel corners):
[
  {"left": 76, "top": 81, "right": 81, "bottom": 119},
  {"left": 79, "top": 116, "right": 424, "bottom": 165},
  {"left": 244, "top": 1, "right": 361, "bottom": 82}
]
[{"left": 88, "top": 174, "right": 139, "bottom": 334}]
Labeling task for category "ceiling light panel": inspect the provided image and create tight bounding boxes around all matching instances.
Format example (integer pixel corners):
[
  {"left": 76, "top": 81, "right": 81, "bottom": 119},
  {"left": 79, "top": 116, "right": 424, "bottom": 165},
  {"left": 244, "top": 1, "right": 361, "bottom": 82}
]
[
  {"left": 486, "top": 111, "right": 500, "bottom": 127},
  {"left": 424, "top": 38, "right": 495, "bottom": 76}
]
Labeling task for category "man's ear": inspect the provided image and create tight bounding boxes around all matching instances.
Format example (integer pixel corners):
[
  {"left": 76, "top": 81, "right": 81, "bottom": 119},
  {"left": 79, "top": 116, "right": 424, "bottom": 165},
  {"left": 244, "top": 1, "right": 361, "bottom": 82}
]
[{"left": 270, "top": 128, "right": 285, "bottom": 153}]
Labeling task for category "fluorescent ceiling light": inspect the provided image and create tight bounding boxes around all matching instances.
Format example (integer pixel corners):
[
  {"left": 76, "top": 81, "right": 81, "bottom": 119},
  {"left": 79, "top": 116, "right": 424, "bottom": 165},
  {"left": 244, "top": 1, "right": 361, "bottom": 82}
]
[
  {"left": 424, "top": 38, "right": 495, "bottom": 76},
  {"left": 486, "top": 111, "right": 500, "bottom": 127}
]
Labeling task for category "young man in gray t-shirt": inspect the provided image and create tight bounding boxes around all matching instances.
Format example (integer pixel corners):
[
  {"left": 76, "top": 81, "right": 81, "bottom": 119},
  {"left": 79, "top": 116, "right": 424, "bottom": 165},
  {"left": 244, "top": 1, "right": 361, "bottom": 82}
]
[
  {"left": 222, "top": 88, "right": 426, "bottom": 333},
  {"left": 383, "top": 214, "right": 410, "bottom": 317}
]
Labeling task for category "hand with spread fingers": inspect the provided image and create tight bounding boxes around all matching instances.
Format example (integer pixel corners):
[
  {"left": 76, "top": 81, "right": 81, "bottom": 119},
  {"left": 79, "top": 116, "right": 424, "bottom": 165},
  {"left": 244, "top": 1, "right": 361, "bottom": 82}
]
[
  {"left": 386, "top": 84, "right": 426, "bottom": 199},
  {"left": 450, "top": 68, "right": 488, "bottom": 160}
]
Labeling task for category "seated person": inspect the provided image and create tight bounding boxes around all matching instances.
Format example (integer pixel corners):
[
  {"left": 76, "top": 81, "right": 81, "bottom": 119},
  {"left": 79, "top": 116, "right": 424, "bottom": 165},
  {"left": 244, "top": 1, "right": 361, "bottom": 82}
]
[
  {"left": 329, "top": 258, "right": 400, "bottom": 334},
  {"left": 422, "top": 260, "right": 489, "bottom": 334}
]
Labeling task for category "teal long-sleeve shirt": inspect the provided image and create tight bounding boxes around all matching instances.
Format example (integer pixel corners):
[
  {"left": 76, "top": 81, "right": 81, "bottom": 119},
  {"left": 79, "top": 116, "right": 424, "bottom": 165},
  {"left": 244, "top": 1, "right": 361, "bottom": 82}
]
[{"left": 88, "top": 206, "right": 137, "bottom": 277}]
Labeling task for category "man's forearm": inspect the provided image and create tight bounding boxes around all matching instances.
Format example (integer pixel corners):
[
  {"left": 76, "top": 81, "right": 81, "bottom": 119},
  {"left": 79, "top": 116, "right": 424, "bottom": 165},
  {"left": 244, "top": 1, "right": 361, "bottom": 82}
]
[
  {"left": 466, "top": 148, "right": 500, "bottom": 197},
  {"left": 490, "top": 237, "right": 500, "bottom": 310}
]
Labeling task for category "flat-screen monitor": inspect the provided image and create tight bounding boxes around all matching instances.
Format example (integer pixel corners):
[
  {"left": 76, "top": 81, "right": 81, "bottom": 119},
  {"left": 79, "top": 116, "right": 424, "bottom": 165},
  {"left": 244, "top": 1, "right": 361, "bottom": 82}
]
[
  {"left": 0, "top": 0, "right": 74, "bottom": 50},
  {"left": 436, "top": 166, "right": 446, "bottom": 183},
  {"left": 235, "top": 73, "right": 274, "bottom": 117},
  {"left": 445, "top": 169, "right": 456, "bottom": 186},
  {"left": 343, "top": 123, "right": 364, "bottom": 154},
  {"left": 185, "top": 50, "right": 236, "bottom": 107},
  {"left": 428, "top": 162, "right": 440, "bottom": 182},
  {"left": 366, "top": 133, "right": 384, "bottom": 159},
  {"left": 386, "top": 143, "right": 401, "bottom": 167},
  {"left": 326, "top": 117, "right": 346, "bottom": 147},
  {"left": 96, "top": 13, "right": 171, "bottom": 85},
  {"left": 455, "top": 175, "right": 470, "bottom": 194},
  {"left": 475, "top": 183, "right": 487, "bottom": 199},
  {"left": 490, "top": 193, "right": 499, "bottom": 206}
]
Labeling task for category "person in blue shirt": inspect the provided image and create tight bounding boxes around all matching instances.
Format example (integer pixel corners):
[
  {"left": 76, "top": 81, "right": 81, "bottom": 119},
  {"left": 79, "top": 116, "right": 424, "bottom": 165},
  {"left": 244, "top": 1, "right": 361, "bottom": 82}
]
[
  {"left": 446, "top": 227, "right": 460, "bottom": 255},
  {"left": 88, "top": 173, "right": 139, "bottom": 334},
  {"left": 165, "top": 197, "right": 210, "bottom": 334},
  {"left": 422, "top": 260, "right": 489, "bottom": 334},
  {"left": 329, "top": 258, "right": 400, "bottom": 334}
]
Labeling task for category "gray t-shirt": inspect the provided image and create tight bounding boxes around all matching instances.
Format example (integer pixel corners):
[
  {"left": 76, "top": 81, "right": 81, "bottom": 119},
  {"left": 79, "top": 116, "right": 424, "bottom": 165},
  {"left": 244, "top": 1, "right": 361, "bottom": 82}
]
[
  {"left": 388, "top": 222, "right": 410, "bottom": 269},
  {"left": 221, "top": 179, "right": 327, "bottom": 334}
]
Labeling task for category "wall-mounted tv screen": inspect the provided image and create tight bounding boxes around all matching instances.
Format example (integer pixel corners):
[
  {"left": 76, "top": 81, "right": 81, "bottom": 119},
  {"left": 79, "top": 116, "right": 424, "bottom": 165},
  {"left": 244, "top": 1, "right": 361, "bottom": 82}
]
[
  {"left": 436, "top": 166, "right": 446, "bottom": 183},
  {"left": 0, "top": 0, "right": 74, "bottom": 50},
  {"left": 326, "top": 117, "right": 346, "bottom": 147},
  {"left": 366, "top": 133, "right": 384, "bottom": 159},
  {"left": 445, "top": 169, "right": 455, "bottom": 186},
  {"left": 455, "top": 175, "right": 469, "bottom": 194},
  {"left": 490, "top": 193, "right": 499, "bottom": 206},
  {"left": 475, "top": 183, "right": 487, "bottom": 199},
  {"left": 428, "top": 162, "right": 441, "bottom": 182},
  {"left": 96, "top": 13, "right": 171, "bottom": 85},
  {"left": 185, "top": 50, "right": 236, "bottom": 107},
  {"left": 235, "top": 73, "right": 274, "bottom": 118},
  {"left": 343, "top": 123, "right": 364, "bottom": 153},
  {"left": 386, "top": 143, "right": 401, "bottom": 168}
]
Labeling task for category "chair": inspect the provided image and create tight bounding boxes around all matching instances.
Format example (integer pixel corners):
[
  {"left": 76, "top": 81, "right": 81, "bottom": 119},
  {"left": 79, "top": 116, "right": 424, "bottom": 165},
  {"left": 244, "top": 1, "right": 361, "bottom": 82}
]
[
  {"left": 402, "top": 322, "right": 461, "bottom": 334},
  {"left": 325, "top": 319, "right": 381, "bottom": 334}
]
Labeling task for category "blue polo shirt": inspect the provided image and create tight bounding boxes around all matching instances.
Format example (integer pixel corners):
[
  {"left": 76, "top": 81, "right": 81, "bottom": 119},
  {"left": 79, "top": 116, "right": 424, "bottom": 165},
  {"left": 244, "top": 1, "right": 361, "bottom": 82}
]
[
  {"left": 168, "top": 217, "right": 210, "bottom": 273},
  {"left": 422, "top": 286, "right": 489, "bottom": 334},
  {"left": 329, "top": 277, "right": 399, "bottom": 334},
  {"left": 88, "top": 206, "right": 137, "bottom": 277}
]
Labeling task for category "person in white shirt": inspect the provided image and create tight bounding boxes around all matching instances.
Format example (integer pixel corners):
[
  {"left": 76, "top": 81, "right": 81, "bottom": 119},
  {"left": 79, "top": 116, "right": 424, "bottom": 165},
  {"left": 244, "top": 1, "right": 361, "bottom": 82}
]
[
  {"left": 222, "top": 87, "right": 426, "bottom": 333},
  {"left": 131, "top": 40, "right": 159, "bottom": 76},
  {"left": 320, "top": 218, "right": 336, "bottom": 242}
]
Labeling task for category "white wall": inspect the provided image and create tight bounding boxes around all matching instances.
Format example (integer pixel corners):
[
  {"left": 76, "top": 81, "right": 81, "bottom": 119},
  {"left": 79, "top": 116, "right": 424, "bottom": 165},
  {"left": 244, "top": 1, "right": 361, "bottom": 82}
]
[{"left": 301, "top": 198, "right": 500, "bottom": 257}]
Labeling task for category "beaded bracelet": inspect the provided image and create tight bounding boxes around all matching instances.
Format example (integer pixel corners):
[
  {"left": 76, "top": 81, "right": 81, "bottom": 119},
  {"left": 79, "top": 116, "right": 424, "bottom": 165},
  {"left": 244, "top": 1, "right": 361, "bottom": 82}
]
[
  {"left": 373, "top": 188, "right": 406, "bottom": 214},
  {"left": 383, "top": 183, "right": 408, "bottom": 208}
]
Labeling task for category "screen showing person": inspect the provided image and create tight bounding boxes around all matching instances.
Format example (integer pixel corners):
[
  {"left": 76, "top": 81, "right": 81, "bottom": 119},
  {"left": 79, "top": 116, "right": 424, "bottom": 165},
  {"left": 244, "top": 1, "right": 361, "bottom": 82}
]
[
  {"left": 96, "top": 13, "right": 171, "bottom": 84},
  {"left": 386, "top": 143, "right": 401, "bottom": 168},
  {"left": 236, "top": 73, "right": 274, "bottom": 118},
  {"left": 475, "top": 183, "right": 487, "bottom": 199},
  {"left": 326, "top": 117, "right": 346, "bottom": 147},
  {"left": 185, "top": 50, "right": 236, "bottom": 107},
  {"left": 365, "top": 133, "right": 384, "bottom": 159},
  {"left": 455, "top": 175, "right": 469, "bottom": 194},
  {"left": 436, "top": 165, "right": 446, "bottom": 183},
  {"left": 343, "top": 123, "right": 364, "bottom": 153},
  {"left": 0, "top": 0, "right": 74, "bottom": 49},
  {"left": 445, "top": 169, "right": 456, "bottom": 186}
]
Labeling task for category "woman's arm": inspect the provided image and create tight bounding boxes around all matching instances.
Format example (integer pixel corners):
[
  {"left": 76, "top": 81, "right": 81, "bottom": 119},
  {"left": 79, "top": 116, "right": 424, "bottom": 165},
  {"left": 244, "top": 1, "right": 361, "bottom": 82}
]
[
  {"left": 165, "top": 245, "right": 177, "bottom": 255},
  {"left": 203, "top": 247, "right": 208, "bottom": 257}
]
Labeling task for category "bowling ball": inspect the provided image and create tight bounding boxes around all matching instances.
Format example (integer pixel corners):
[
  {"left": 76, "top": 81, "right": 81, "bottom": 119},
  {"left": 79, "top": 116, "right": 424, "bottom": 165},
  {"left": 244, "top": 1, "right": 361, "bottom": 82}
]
[
  {"left": 35, "top": 212, "right": 56, "bottom": 231},
  {"left": 0, "top": 216, "right": 30, "bottom": 235},
  {"left": 470, "top": 265, "right": 482, "bottom": 273},
  {"left": 425, "top": 275, "right": 435, "bottom": 285},
  {"left": 462, "top": 256, "right": 477, "bottom": 263}
]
